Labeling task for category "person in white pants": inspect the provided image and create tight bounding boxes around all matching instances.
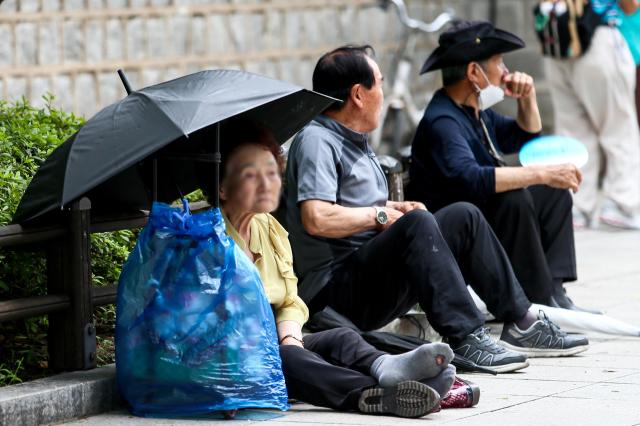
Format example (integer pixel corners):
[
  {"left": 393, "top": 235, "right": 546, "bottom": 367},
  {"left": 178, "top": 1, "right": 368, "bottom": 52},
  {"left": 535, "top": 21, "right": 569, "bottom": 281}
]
[{"left": 546, "top": 4, "right": 640, "bottom": 229}]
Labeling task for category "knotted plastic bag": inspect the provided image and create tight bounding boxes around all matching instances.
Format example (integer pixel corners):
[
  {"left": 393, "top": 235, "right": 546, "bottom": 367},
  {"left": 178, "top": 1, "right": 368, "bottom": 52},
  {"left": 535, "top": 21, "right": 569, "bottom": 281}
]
[{"left": 115, "top": 201, "right": 288, "bottom": 416}]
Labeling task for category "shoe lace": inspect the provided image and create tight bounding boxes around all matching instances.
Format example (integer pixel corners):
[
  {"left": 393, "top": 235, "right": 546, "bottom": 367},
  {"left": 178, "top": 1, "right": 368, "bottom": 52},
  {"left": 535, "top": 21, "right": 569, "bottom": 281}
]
[
  {"left": 404, "top": 314, "right": 427, "bottom": 340},
  {"left": 538, "top": 310, "right": 566, "bottom": 337},
  {"left": 472, "top": 327, "right": 507, "bottom": 354}
]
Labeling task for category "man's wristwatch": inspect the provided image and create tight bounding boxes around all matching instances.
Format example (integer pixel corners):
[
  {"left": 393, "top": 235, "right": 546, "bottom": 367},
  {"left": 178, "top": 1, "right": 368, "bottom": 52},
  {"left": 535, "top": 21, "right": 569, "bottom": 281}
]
[{"left": 373, "top": 206, "right": 388, "bottom": 226}]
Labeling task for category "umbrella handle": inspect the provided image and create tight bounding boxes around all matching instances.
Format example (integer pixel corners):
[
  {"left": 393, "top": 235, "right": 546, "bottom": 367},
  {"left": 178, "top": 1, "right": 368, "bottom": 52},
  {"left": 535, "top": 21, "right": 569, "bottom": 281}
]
[{"left": 117, "top": 69, "right": 133, "bottom": 95}]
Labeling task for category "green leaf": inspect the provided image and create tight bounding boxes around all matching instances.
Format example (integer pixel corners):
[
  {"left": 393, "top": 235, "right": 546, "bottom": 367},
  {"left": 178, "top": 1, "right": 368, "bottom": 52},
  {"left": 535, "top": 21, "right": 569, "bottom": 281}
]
[{"left": 0, "top": 96, "right": 128, "bottom": 385}]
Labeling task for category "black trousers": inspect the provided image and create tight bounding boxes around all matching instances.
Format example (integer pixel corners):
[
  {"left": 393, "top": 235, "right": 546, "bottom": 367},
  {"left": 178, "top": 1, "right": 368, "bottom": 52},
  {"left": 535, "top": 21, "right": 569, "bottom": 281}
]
[
  {"left": 435, "top": 201, "right": 531, "bottom": 322},
  {"left": 479, "top": 186, "right": 577, "bottom": 304},
  {"left": 280, "top": 327, "right": 385, "bottom": 411},
  {"left": 310, "top": 202, "right": 529, "bottom": 342}
]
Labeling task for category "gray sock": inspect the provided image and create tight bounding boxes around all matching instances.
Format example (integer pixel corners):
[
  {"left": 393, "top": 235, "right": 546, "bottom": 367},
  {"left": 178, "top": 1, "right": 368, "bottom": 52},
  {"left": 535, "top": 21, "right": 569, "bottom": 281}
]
[
  {"left": 370, "top": 343, "right": 454, "bottom": 387},
  {"left": 420, "top": 365, "right": 456, "bottom": 398}
]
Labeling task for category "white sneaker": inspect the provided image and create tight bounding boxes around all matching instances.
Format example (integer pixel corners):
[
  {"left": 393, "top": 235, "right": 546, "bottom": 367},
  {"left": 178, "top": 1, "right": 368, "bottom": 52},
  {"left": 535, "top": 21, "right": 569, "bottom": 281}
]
[
  {"left": 572, "top": 209, "right": 589, "bottom": 230},
  {"left": 599, "top": 199, "right": 640, "bottom": 230}
]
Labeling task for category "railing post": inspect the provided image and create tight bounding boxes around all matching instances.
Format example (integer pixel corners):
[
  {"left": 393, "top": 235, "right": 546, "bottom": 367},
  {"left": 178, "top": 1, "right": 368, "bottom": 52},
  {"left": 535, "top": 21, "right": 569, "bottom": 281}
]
[
  {"left": 47, "top": 245, "right": 65, "bottom": 370},
  {"left": 47, "top": 197, "right": 96, "bottom": 371}
]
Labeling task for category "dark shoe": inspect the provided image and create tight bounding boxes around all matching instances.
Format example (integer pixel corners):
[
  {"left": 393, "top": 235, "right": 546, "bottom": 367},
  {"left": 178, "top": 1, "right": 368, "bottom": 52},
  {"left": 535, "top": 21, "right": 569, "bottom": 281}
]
[
  {"left": 358, "top": 380, "right": 440, "bottom": 418},
  {"left": 550, "top": 285, "right": 604, "bottom": 315},
  {"left": 499, "top": 311, "right": 589, "bottom": 357},
  {"left": 440, "top": 377, "right": 480, "bottom": 409},
  {"left": 447, "top": 327, "right": 529, "bottom": 373},
  {"left": 451, "top": 354, "right": 498, "bottom": 375},
  {"left": 223, "top": 410, "right": 238, "bottom": 419}
]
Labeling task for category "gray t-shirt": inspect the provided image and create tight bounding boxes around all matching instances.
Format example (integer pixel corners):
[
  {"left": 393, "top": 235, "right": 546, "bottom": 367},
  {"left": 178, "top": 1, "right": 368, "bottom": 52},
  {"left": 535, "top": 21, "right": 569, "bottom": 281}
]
[{"left": 285, "top": 115, "right": 389, "bottom": 303}]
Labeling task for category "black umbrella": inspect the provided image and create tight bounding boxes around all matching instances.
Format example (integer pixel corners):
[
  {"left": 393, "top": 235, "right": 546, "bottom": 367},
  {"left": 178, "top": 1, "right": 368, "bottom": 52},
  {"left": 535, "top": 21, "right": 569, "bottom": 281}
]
[{"left": 13, "top": 70, "right": 336, "bottom": 225}]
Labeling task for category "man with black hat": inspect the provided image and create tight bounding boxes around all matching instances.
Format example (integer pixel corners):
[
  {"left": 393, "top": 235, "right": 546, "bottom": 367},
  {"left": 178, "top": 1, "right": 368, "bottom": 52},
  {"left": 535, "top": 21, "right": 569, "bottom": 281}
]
[
  {"left": 409, "top": 21, "right": 598, "bottom": 313},
  {"left": 285, "top": 45, "right": 589, "bottom": 374}
]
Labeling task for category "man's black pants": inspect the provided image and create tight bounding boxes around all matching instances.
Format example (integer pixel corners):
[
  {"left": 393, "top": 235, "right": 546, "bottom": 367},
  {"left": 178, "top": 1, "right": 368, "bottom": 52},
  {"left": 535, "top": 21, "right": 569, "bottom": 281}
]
[
  {"left": 479, "top": 186, "right": 576, "bottom": 304},
  {"left": 280, "top": 327, "right": 384, "bottom": 411},
  {"left": 309, "top": 202, "right": 530, "bottom": 342}
]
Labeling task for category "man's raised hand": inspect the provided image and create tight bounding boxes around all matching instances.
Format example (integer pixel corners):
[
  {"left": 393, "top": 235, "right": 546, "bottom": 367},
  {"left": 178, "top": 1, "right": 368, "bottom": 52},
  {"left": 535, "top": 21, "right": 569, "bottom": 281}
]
[{"left": 503, "top": 71, "right": 535, "bottom": 99}]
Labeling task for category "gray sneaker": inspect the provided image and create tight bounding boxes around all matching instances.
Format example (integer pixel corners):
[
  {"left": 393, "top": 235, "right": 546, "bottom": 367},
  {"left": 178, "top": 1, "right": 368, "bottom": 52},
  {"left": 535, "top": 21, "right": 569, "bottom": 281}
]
[
  {"left": 499, "top": 311, "right": 589, "bottom": 357},
  {"left": 448, "top": 327, "right": 529, "bottom": 373}
]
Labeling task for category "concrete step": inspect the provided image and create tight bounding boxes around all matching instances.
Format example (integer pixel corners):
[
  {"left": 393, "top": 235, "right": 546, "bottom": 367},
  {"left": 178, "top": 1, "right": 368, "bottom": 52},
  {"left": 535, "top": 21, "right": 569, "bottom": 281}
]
[{"left": 0, "top": 365, "right": 120, "bottom": 426}]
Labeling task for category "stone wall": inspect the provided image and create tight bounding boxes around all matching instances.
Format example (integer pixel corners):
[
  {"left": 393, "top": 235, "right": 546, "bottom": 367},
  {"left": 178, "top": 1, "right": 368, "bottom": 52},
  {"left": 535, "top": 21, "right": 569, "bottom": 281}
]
[
  {"left": 0, "top": 0, "right": 549, "bottom": 122},
  {"left": 489, "top": 0, "right": 555, "bottom": 129},
  {"left": 0, "top": 0, "right": 452, "bottom": 116}
]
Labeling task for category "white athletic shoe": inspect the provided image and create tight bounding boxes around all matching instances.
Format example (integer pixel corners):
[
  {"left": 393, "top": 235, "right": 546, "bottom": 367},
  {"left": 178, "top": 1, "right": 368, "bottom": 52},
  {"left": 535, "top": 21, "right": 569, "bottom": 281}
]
[
  {"left": 599, "top": 199, "right": 640, "bottom": 230},
  {"left": 572, "top": 208, "right": 589, "bottom": 230}
]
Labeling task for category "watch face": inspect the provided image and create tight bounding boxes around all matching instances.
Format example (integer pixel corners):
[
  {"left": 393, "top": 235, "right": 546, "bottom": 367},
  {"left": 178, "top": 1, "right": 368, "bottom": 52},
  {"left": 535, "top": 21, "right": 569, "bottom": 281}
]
[{"left": 377, "top": 209, "right": 388, "bottom": 224}]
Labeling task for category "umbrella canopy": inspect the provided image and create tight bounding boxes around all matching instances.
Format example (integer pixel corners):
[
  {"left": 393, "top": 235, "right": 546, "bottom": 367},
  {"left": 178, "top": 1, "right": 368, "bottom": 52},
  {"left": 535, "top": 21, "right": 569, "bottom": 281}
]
[
  {"left": 469, "top": 287, "right": 640, "bottom": 337},
  {"left": 13, "top": 70, "right": 336, "bottom": 225},
  {"left": 529, "top": 304, "right": 640, "bottom": 337}
]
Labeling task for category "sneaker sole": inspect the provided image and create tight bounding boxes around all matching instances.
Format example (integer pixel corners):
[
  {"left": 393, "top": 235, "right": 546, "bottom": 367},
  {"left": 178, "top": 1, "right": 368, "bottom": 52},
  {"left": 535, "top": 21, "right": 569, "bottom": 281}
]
[
  {"left": 498, "top": 340, "right": 589, "bottom": 358},
  {"left": 358, "top": 381, "right": 440, "bottom": 418},
  {"left": 480, "top": 360, "right": 530, "bottom": 374},
  {"left": 470, "top": 383, "right": 481, "bottom": 406},
  {"left": 460, "top": 380, "right": 481, "bottom": 406},
  {"left": 599, "top": 216, "right": 640, "bottom": 230}
]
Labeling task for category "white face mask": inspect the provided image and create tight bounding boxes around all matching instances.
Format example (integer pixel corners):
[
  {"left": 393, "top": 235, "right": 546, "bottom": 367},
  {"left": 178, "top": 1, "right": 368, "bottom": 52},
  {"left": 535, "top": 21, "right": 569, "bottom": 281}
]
[{"left": 474, "top": 65, "right": 504, "bottom": 110}]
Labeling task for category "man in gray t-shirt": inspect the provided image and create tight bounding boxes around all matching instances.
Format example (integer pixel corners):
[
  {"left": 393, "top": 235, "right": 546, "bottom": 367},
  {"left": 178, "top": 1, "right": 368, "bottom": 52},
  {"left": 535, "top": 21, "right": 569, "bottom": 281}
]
[
  {"left": 285, "top": 45, "right": 588, "bottom": 373},
  {"left": 286, "top": 114, "right": 388, "bottom": 303}
]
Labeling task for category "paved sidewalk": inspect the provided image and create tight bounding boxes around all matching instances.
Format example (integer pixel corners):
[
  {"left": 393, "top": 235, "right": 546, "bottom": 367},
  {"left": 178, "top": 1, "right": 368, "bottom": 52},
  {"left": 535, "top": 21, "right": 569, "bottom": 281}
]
[{"left": 62, "top": 229, "right": 640, "bottom": 425}]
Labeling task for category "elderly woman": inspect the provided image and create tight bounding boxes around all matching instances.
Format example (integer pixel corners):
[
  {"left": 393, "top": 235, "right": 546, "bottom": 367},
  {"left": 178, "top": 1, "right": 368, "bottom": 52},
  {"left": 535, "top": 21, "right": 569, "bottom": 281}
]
[{"left": 198, "top": 120, "right": 464, "bottom": 418}]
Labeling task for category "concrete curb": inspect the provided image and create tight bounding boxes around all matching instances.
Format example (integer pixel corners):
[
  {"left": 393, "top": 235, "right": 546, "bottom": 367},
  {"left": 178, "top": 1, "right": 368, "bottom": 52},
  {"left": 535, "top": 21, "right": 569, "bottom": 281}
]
[{"left": 0, "top": 365, "right": 121, "bottom": 426}]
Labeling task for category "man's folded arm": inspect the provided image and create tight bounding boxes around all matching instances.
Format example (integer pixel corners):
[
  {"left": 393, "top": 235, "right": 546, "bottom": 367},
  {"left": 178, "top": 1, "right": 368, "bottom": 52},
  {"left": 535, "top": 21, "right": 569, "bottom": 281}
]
[
  {"left": 494, "top": 166, "right": 547, "bottom": 192},
  {"left": 300, "top": 199, "right": 377, "bottom": 238},
  {"left": 495, "top": 164, "right": 582, "bottom": 193}
]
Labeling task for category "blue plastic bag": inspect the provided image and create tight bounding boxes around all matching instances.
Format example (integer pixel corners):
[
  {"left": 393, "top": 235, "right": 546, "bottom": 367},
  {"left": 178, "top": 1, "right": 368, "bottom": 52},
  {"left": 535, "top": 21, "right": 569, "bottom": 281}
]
[{"left": 115, "top": 201, "right": 289, "bottom": 416}]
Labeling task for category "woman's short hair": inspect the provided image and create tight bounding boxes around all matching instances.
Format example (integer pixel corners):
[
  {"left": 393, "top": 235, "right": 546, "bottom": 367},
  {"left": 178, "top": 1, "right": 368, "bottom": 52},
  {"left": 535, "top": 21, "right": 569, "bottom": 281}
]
[
  {"left": 312, "top": 45, "right": 376, "bottom": 112},
  {"left": 197, "top": 118, "right": 283, "bottom": 205}
]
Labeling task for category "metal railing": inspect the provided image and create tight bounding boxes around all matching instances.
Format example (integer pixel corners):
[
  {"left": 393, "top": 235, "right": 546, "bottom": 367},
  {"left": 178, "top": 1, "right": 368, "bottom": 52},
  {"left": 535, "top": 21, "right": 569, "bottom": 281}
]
[{"left": 0, "top": 199, "right": 209, "bottom": 371}]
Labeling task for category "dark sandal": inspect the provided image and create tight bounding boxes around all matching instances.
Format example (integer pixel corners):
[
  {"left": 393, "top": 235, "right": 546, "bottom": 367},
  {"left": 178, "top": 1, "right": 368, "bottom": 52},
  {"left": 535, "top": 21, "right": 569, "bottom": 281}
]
[{"left": 358, "top": 380, "right": 440, "bottom": 418}]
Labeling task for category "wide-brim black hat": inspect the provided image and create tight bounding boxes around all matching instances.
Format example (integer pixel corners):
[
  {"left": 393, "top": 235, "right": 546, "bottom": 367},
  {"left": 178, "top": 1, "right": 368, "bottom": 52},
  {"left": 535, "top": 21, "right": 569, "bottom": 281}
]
[{"left": 420, "top": 21, "right": 525, "bottom": 74}]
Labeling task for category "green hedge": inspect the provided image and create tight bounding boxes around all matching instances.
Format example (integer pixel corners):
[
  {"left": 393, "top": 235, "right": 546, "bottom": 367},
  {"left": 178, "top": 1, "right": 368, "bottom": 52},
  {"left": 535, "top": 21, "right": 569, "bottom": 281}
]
[{"left": 0, "top": 96, "right": 136, "bottom": 385}]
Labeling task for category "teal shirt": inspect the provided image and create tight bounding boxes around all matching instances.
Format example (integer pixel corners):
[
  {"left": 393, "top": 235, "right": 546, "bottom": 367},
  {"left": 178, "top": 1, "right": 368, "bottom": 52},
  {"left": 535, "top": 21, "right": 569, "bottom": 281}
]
[
  {"left": 592, "top": 0, "right": 622, "bottom": 24},
  {"left": 620, "top": 9, "right": 640, "bottom": 64}
]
